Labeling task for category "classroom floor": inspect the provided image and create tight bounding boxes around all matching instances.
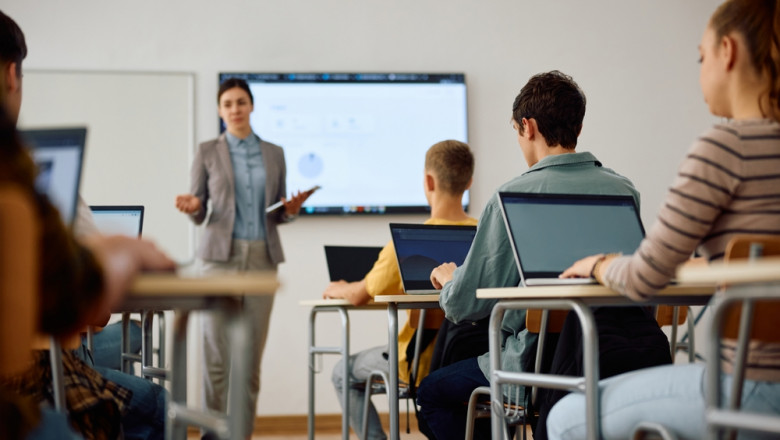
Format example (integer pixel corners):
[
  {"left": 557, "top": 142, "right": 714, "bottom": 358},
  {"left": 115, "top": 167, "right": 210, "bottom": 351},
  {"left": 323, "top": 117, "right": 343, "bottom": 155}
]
[{"left": 187, "top": 425, "right": 533, "bottom": 439}]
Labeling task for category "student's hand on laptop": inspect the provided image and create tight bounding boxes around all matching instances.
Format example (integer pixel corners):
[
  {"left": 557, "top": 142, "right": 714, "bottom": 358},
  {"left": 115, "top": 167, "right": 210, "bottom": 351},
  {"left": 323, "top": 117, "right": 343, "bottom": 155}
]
[
  {"left": 175, "top": 194, "right": 201, "bottom": 214},
  {"left": 430, "top": 262, "right": 457, "bottom": 290},
  {"left": 84, "top": 235, "right": 177, "bottom": 313},
  {"left": 559, "top": 254, "right": 603, "bottom": 279},
  {"left": 322, "top": 280, "right": 348, "bottom": 299}
]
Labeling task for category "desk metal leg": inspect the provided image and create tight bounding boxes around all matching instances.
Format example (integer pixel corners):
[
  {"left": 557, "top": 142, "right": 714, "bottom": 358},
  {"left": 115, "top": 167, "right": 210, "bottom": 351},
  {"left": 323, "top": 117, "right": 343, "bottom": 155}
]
[
  {"left": 49, "top": 337, "right": 67, "bottom": 411},
  {"left": 167, "top": 310, "right": 189, "bottom": 440},
  {"left": 387, "top": 302, "right": 399, "bottom": 440},
  {"left": 227, "top": 304, "right": 249, "bottom": 440},
  {"left": 307, "top": 307, "right": 351, "bottom": 440},
  {"left": 121, "top": 312, "right": 132, "bottom": 374},
  {"left": 307, "top": 309, "right": 316, "bottom": 440},
  {"left": 339, "top": 309, "right": 349, "bottom": 440},
  {"left": 142, "top": 310, "right": 154, "bottom": 380},
  {"left": 489, "top": 300, "right": 600, "bottom": 440}
]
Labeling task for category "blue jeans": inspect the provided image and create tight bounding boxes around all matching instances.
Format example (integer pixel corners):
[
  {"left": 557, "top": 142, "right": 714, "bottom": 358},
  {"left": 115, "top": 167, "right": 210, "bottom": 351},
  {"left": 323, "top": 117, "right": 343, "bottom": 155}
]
[
  {"left": 331, "top": 345, "right": 388, "bottom": 440},
  {"left": 26, "top": 408, "right": 84, "bottom": 440},
  {"left": 85, "top": 320, "right": 142, "bottom": 372},
  {"left": 547, "top": 363, "right": 780, "bottom": 440},
  {"left": 75, "top": 344, "right": 166, "bottom": 440},
  {"left": 416, "top": 357, "right": 491, "bottom": 440},
  {"left": 94, "top": 365, "right": 166, "bottom": 440}
]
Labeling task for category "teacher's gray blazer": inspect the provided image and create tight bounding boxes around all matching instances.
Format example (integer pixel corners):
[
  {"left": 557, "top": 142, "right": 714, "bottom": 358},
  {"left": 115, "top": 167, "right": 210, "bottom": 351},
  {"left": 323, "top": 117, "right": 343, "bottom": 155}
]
[{"left": 188, "top": 133, "right": 287, "bottom": 265}]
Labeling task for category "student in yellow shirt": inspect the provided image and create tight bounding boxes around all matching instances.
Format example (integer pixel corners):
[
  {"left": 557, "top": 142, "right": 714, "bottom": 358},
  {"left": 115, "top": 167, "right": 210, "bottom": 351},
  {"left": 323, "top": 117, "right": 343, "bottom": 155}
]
[{"left": 322, "top": 139, "right": 476, "bottom": 440}]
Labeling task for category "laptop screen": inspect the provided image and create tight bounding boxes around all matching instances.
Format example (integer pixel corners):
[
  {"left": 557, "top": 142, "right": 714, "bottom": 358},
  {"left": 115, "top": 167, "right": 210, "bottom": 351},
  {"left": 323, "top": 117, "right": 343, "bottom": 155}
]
[
  {"left": 499, "top": 192, "right": 645, "bottom": 279},
  {"left": 90, "top": 205, "right": 144, "bottom": 238},
  {"left": 21, "top": 127, "right": 87, "bottom": 227},
  {"left": 389, "top": 223, "right": 477, "bottom": 293},
  {"left": 324, "top": 245, "right": 383, "bottom": 282}
]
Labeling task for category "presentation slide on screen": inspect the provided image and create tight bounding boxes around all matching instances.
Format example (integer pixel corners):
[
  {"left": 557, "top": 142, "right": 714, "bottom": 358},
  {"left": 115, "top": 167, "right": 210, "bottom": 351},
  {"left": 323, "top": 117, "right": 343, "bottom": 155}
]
[{"left": 243, "top": 78, "right": 468, "bottom": 213}]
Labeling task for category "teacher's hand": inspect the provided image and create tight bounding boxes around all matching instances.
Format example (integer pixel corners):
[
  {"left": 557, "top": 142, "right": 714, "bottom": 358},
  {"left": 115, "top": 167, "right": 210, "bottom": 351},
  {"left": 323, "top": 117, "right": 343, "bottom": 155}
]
[
  {"left": 430, "top": 262, "right": 457, "bottom": 290},
  {"left": 175, "top": 194, "right": 201, "bottom": 214},
  {"left": 282, "top": 190, "right": 312, "bottom": 217}
]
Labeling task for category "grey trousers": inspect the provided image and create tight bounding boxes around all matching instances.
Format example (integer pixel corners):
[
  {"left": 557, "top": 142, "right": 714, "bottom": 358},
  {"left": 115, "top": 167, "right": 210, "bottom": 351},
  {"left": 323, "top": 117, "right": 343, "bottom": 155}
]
[
  {"left": 332, "top": 345, "right": 390, "bottom": 440},
  {"left": 200, "top": 240, "right": 276, "bottom": 435}
]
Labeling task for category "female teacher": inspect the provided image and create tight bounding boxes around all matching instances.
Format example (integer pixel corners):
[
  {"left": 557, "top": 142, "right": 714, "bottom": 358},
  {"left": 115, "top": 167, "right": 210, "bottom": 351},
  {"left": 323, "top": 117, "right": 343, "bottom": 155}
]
[{"left": 175, "top": 77, "right": 309, "bottom": 437}]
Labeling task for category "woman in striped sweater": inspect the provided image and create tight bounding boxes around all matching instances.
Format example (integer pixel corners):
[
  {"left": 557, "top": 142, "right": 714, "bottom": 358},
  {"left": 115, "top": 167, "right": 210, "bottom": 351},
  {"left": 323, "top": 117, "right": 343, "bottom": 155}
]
[{"left": 550, "top": 0, "right": 780, "bottom": 439}]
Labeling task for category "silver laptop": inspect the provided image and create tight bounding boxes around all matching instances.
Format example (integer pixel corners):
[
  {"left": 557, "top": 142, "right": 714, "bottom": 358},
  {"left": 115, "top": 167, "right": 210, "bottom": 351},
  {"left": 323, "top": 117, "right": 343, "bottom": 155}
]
[
  {"left": 498, "top": 192, "right": 645, "bottom": 287},
  {"left": 21, "top": 127, "right": 87, "bottom": 227},
  {"left": 389, "top": 223, "right": 477, "bottom": 294},
  {"left": 324, "top": 245, "right": 383, "bottom": 282},
  {"left": 90, "top": 205, "right": 145, "bottom": 238}
]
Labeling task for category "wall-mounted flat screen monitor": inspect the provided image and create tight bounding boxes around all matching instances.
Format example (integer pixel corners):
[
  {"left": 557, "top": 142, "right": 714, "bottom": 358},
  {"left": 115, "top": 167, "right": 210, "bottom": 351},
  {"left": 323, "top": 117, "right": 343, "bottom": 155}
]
[{"left": 219, "top": 72, "right": 468, "bottom": 215}]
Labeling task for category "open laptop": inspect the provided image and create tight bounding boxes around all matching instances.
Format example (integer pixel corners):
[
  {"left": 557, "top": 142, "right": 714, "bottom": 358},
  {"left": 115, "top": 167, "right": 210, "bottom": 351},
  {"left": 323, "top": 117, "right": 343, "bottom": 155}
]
[
  {"left": 21, "top": 127, "right": 87, "bottom": 227},
  {"left": 324, "top": 245, "right": 383, "bottom": 282},
  {"left": 389, "top": 223, "right": 477, "bottom": 294},
  {"left": 498, "top": 192, "right": 645, "bottom": 286},
  {"left": 90, "top": 205, "right": 145, "bottom": 238}
]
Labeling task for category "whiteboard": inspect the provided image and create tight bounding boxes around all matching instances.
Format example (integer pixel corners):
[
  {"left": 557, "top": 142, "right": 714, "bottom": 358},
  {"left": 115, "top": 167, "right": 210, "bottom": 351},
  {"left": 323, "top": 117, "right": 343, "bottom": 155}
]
[{"left": 18, "top": 70, "right": 196, "bottom": 262}]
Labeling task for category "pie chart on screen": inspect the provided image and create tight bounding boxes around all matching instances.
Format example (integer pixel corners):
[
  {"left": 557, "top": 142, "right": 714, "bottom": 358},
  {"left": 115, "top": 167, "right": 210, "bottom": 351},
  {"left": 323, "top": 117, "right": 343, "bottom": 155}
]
[{"left": 298, "top": 153, "right": 323, "bottom": 179}]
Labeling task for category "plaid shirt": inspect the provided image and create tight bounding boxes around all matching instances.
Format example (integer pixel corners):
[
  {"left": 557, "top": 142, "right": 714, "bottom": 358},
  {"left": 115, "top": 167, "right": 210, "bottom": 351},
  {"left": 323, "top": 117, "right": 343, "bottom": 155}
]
[{"left": 2, "top": 350, "right": 132, "bottom": 440}]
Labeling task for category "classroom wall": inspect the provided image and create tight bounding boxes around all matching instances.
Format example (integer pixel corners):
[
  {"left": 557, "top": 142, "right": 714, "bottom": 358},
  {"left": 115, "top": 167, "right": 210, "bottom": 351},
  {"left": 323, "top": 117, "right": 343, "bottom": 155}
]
[{"left": 3, "top": 0, "right": 721, "bottom": 417}]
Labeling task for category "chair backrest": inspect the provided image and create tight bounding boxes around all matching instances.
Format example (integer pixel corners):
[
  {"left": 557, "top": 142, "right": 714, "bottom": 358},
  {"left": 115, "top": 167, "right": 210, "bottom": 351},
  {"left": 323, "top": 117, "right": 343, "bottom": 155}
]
[
  {"left": 409, "top": 308, "right": 445, "bottom": 330},
  {"left": 0, "top": 186, "right": 39, "bottom": 377},
  {"left": 654, "top": 305, "right": 688, "bottom": 327},
  {"left": 526, "top": 309, "right": 568, "bottom": 333},
  {"left": 723, "top": 235, "right": 780, "bottom": 342}
]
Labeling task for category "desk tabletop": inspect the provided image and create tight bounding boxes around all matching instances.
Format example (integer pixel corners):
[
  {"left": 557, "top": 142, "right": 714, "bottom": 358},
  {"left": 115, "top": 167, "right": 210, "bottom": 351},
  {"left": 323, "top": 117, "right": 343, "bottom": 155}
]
[
  {"left": 677, "top": 256, "right": 780, "bottom": 284},
  {"left": 477, "top": 283, "right": 714, "bottom": 302},
  {"left": 299, "top": 299, "right": 387, "bottom": 309},
  {"left": 129, "top": 271, "right": 279, "bottom": 296},
  {"left": 372, "top": 294, "right": 440, "bottom": 303}
]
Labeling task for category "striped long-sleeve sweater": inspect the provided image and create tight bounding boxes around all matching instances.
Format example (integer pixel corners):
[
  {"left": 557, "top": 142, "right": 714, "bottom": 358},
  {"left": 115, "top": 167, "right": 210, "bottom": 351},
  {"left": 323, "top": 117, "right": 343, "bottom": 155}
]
[{"left": 605, "top": 118, "right": 780, "bottom": 381}]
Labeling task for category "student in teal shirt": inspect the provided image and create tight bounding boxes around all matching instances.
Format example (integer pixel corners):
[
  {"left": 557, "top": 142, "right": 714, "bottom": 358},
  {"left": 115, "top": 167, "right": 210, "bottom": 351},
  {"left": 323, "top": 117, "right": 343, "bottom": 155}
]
[{"left": 417, "top": 71, "right": 641, "bottom": 440}]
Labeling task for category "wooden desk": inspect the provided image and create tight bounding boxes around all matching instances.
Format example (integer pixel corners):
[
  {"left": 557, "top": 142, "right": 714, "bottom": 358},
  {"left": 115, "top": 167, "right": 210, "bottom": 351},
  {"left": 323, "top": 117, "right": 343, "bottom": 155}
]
[
  {"left": 372, "top": 294, "right": 440, "bottom": 440},
  {"left": 475, "top": 283, "right": 716, "bottom": 440},
  {"left": 300, "top": 299, "right": 386, "bottom": 440},
  {"left": 121, "top": 271, "right": 279, "bottom": 440},
  {"left": 677, "top": 256, "right": 780, "bottom": 284}
]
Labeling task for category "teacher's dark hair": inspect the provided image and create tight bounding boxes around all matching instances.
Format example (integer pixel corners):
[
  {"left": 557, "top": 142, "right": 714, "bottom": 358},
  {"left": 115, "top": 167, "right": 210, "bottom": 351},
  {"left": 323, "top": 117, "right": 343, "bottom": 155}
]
[
  {"left": 0, "top": 10, "right": 27, "bottom": 76},
  {"left": 218, "top": 77, "right": 254, "bottom": 104}
]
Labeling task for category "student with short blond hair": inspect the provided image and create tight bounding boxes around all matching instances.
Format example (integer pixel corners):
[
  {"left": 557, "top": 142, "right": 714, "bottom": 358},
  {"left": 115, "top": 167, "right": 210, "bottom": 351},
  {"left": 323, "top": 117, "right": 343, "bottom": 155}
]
[{"left": 324, "top": 139, "right": 476, "bottom": 440}]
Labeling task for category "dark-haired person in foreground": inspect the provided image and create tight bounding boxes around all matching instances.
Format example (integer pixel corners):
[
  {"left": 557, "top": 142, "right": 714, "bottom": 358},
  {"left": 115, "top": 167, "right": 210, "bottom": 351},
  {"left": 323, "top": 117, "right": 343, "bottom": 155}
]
[
  {"left": 0, "top": 9, "right": 176, "bottom": 440},
  {"left": 417, "top": 70, "right": 668, "bottom": 440}
]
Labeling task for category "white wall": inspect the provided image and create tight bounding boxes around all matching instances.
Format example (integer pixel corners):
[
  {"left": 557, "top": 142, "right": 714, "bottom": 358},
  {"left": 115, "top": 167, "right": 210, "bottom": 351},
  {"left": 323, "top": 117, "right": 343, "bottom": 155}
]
[{"left": 3, "top": 0, "right": 722, "bottom": 416}]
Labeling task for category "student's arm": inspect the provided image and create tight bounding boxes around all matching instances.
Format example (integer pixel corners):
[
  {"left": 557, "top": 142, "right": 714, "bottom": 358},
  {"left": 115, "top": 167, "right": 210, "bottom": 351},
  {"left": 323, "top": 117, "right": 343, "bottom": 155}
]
[
  {"left": 439, "top": 196, "right": 521, "bottom": 323},
  {"left": 323, "top": 279, "right": 370, "bottom": 306},
  {"left": 322, "top": 240, "right": 403, "bottom": 305}
]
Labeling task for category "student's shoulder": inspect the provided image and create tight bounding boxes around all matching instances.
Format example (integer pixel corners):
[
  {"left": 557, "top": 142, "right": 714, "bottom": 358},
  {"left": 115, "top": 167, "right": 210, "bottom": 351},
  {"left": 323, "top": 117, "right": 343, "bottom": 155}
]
[{"left": 695, "top": 120, "right": 780, "bottom": 154}]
